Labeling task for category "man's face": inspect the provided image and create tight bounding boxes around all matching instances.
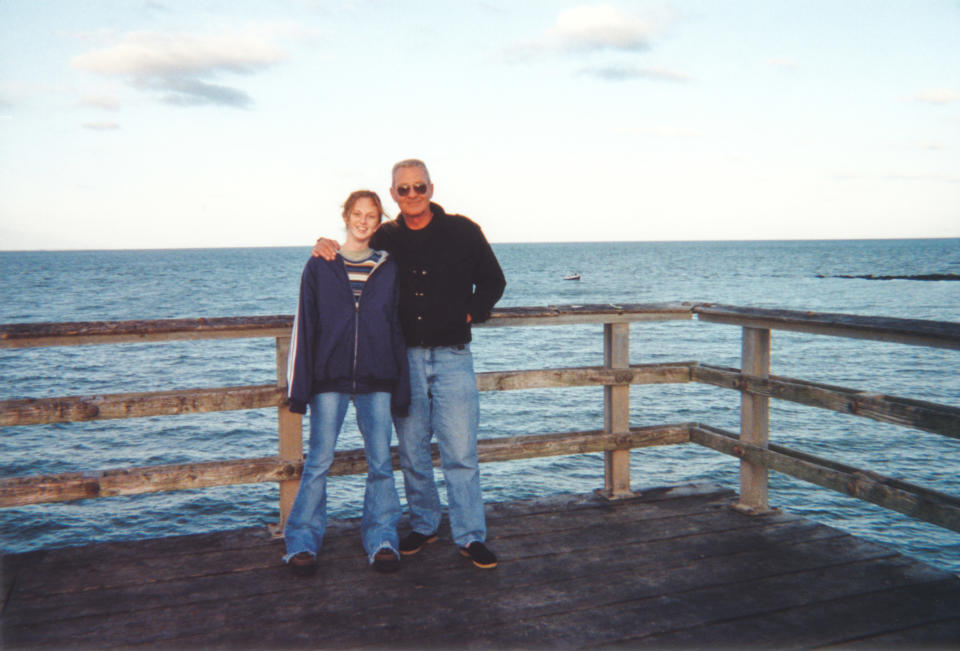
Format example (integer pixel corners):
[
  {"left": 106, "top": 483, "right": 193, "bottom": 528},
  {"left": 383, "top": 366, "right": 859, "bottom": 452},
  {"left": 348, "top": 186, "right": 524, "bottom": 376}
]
[{"left": 390, "top": 166, "right": 434, "bottom": 219}]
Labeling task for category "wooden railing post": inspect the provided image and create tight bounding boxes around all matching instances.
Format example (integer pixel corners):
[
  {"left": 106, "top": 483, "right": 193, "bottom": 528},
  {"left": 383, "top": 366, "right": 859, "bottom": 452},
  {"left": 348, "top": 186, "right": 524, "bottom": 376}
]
[
  {"left": 601, "top": 322, "right": 632, "bottom": 498},
  {"left": 274, "top": 335, "right": 303, "bottom": 535},
  {"left": 735, "top": 326, "right": 772, "bottom": 513}
]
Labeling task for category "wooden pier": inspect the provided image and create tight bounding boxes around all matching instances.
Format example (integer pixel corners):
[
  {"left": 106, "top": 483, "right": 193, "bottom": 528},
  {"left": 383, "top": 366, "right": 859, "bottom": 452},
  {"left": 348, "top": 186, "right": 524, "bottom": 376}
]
[
  {"left": 2, "top": 303, "right": 960, "bottom": 647},
  {"left": 4, "top": 484, "right": 959, "bottom": 648}
]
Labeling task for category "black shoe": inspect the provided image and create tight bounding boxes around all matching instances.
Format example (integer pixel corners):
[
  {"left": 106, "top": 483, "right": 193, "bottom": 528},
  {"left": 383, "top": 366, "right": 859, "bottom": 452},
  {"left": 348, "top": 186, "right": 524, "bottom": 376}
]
[
  {"left": 399, "top": 530, "right": 438, "bottom": 556},
  {"left": 459, "top": 541, "right": 498, "bottom": 569},
  {"left": 288, "top": 551, "right": 317, "bottom": 577},
  {"left": 371, "top": 548, "right": 400, "bottom": 574}
]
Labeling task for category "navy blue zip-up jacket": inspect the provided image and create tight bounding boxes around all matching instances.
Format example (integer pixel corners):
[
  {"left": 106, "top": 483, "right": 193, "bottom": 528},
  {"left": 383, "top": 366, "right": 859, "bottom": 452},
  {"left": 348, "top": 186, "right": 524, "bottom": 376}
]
[{"left": 286, "top": 251, "right": 410, "bottom": 416}]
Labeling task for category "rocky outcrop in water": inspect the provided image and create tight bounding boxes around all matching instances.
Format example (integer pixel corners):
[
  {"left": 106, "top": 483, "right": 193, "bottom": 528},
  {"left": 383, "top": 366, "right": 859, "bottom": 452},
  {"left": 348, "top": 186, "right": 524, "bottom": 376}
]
[{"left": 817, "top": 274, "right": 960, "bottom": 281}]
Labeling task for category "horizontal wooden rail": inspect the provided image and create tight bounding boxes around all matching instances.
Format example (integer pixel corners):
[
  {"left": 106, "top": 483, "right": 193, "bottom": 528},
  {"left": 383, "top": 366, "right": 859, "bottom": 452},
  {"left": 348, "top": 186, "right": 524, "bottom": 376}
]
[
  {"left": 0, "top": 304, "right": 695, "bottom": 349},
  {"left": 0, "top": 316, "right": 293, "bottom": 349},
  {"left": 7, "top": 304, "right": 958, "bottom": 349},
  {"left": 477, "top": 362, "right": 694, "bottom": 391},
  {"left": 1, "top": 364, "right": 696, "bottom": 426},
  {"left": 690, "top": 424, "right": 960, "bottom": 532},
  {"left": 693, "top": 304, "right": 960, "bottom": 350},
  {"left": 692, "top": 365, "right": 960, "bottom": 439},
  {"left": 13, "top": 358, "right": 956, "bottom": 440},
  {"left": 0, "top": 424, "right": 693, "bottom": 507},
  {"left": 482, "top": 303, "right": 694, "bottom": 327},
  {"left": 0, "top": 386, "right": 286, "bottom": 427}
]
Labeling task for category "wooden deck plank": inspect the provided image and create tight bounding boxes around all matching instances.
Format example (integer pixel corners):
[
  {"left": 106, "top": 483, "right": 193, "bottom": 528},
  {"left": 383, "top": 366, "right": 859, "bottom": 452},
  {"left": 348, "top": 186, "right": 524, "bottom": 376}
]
[
  {"left": 347, "top": 542, "right": 905, "bottom": 649},
  {"left": 631, "top": 579, "right": 960, "bottom": 648},
  {"left": 3, "top": 511, "right": 837, "bottom": 628},
  {"left": 3, "top": 489, "right": 750, "bottom": 616},
  {"left": 829, "top": 617, "right": 960, "bottom": 648},
  {"left": 6, "top": 487, "right": 745, "bottom": 594},
  {"left": 0, "top": 491, "right": 888, "bottom": 647},
  {"left": 431, "top": 558, "right": 956, "bottom": 649},
  {"left": 3, "top": 484, "right": 958, "bottom": 649}
]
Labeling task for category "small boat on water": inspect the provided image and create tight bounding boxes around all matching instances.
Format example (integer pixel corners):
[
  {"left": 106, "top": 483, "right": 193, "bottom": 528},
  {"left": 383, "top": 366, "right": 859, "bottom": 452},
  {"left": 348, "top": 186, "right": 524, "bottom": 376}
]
[{"left": 563, "top": 273, "right": 581, "bottom": 281}]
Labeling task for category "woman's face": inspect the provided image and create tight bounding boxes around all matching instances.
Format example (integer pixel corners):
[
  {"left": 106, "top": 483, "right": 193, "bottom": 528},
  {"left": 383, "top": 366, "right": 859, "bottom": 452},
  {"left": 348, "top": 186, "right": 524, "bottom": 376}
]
[{"left": 345, "top": 197, "right": 381, "bottom": 245}]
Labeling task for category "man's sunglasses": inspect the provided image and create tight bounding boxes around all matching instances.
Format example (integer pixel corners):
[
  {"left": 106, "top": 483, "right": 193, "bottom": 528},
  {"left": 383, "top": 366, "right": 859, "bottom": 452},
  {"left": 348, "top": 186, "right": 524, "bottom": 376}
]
[{"left": 396, "top": 183, "right": 429, "bottom": 197}]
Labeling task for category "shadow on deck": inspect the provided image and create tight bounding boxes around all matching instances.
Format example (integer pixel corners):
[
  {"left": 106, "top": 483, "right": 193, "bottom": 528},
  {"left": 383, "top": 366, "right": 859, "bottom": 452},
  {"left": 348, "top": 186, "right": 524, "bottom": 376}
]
[{"left": 3, "top": 484, "right": 959, "bottom": 648}]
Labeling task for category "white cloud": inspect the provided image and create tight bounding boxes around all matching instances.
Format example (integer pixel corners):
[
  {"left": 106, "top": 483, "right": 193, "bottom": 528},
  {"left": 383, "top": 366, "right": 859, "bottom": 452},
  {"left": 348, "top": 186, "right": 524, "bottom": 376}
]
[
  {"left": 0, "top": 81, "right": 64, "bottom": 108},
  {"left": 77, "top": 94, "right": 121, "bottom": 111},
  {"left": 548, "top": 4, "right": 658, "bottom": 52},
  {"left": 82, "top": 121, "right": 121, "bottom": 131},
  {"left": 72, "top": 30, "right": 283, "bottom": 76},
  {"left": 834, "top": 171, "right": 960, "bottom": 184},
  {"left": 579, "top": 64, "right": 690, "bottom": 83},
  {"left": 71, "top": 30, "right": 285, "bottom": 108},
  {"left": 620, "top": 125, "right": 702, "bottom": 139},
  {"left": 768, "top": 57, "right": 798, "bottom": 70},
  {"left": 504, "top": 4, "right": 665, "bottom": 61},
  {"left": 144, "top": 0, "right": 171, "bottom": 12},
  {"left": 909, "top": 89, "right": 960, "bottom": 105}
]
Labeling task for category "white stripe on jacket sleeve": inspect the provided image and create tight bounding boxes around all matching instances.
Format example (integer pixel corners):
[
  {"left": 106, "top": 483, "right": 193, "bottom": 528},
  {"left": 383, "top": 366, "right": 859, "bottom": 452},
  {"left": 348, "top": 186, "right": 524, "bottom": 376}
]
[{"left": 286, "top": 305, "right": 301, "bottom": 399}]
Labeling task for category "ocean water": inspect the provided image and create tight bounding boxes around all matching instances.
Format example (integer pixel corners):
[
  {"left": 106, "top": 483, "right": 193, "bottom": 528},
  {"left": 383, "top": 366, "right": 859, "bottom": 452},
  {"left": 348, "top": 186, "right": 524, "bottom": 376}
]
[{"left": 1, "top": 239, "right": 958, "bottom": 573}]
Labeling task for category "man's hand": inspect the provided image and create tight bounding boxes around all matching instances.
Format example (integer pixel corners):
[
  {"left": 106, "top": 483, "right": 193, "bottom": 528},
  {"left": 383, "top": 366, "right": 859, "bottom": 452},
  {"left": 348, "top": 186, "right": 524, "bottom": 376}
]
[{"left": 312, "top": 238, "right": 341, "bottom": 260}]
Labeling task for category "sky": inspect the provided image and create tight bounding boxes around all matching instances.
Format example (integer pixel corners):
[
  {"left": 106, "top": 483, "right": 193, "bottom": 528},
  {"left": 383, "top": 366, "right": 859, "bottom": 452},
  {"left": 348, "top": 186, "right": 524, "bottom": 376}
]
[{"left": 1, "top": 0, "right": 958, "bottom": 250}]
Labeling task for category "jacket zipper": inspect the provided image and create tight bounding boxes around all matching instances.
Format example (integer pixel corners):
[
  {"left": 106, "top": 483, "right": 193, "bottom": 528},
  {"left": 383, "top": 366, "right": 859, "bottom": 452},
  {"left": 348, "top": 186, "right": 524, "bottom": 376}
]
[
  {"left": 347, "top": 252, "right": 388, "bottom": 395},
  {"left": 352, "top": 298, "right": 360, "bottom": 394}
]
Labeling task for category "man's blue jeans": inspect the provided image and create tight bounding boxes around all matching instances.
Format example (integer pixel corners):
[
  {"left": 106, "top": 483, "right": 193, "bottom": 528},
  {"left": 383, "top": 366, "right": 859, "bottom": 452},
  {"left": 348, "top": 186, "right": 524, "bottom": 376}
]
[
  {"left": 283, "top": 391, "right": 401, "bottom": 563},
  {"left": 396, "top": 345, "right": 486, "bottom": 547}
]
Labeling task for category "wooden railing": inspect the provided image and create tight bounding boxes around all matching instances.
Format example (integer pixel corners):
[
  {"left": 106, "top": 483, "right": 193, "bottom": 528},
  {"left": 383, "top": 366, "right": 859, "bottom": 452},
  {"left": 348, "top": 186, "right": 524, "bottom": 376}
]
[{"left": 2, "top": 303, "right": 959, "bottom": 535}]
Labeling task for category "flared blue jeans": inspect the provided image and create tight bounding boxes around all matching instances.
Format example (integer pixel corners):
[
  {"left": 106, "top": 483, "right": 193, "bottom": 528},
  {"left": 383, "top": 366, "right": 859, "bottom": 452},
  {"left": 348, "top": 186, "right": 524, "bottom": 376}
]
[{"left": 283, "top": 391, "right": 401, "bottom": 564}]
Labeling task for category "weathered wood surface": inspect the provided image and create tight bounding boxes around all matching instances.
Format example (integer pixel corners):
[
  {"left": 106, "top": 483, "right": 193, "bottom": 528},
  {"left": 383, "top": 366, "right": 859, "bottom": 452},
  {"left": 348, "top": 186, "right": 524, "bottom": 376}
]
[
  {"left": 1, "top": 364, "right": 694, "bottom": 426},
  {"left": 603, "top": 322, "right": 632, "bottom": 497},
  {"left": 477, "top": 362, "right": 695, "bottom": 392},
  {"left": 0, "top": 315, "right": 294, "bottom": 348},
  {"left": 3, "top": 304, "right": 957, "bottom": 350},
  {"left": 0, "top": 425, "right": 691, "bottom": 507},
  {"left": 3, "top": 486, "right": 958, "bottom": 648},
  {"left": 275, "top": 335, "right": 301, "bottom": 531},
  {"left": 0, "top": 385, "right": 285, "bottom": 426},
  {"left": 694, "top": 304, "right": 960, "bottom": 349},
  {"left": 691, "top": 424, "right": 960, "bottom": 532},
  {"left": 0, "top": 456, "right": 299, "bottom": 507},
  {"left": 0, "top": 304, "right": 695, "bottom": 349},
  {"left": 736, "top": 326, "right": 771, "bottom": 514},
  {"left": 482, "top": 302, "right": 695, "bottom": 327},
  {"left": 693, "top": 364, "right": 960, "bottom": 439}
]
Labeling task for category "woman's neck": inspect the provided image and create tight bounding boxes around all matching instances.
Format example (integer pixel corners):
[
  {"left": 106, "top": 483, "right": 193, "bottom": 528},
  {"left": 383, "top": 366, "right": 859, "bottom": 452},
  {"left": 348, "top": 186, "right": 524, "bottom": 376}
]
[{"left": 341, "top": 237, "right": 372, "bottom": 260}]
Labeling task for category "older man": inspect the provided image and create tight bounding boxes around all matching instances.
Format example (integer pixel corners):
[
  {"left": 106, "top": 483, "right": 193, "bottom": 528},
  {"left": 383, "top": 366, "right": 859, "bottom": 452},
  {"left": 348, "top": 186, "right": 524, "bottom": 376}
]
[{"left": 312, "top": 159, "right": 505, "bottom": 569}]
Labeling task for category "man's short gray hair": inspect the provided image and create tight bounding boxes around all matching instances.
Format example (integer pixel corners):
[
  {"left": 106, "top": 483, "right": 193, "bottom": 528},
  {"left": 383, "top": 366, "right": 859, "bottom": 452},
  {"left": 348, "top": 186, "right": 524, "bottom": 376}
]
[{"left": 391, "top": 159, "right": 431, "bottom": 186}]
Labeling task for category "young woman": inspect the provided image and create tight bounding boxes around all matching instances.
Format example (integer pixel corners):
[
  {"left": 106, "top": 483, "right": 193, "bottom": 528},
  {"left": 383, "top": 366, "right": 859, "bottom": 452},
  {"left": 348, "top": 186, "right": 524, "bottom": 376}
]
[{"left": 284, "top": 190, "right": 409, "bottom": 575}]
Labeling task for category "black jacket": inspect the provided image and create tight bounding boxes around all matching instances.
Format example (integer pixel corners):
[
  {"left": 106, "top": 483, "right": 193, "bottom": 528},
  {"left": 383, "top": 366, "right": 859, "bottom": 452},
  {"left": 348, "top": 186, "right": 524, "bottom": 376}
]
[
  {"left": 286, "top": 252, "right": 410, "bottom": 415},
  {"left": 371, "top": 203, "right": 506, "bottom": 347}
]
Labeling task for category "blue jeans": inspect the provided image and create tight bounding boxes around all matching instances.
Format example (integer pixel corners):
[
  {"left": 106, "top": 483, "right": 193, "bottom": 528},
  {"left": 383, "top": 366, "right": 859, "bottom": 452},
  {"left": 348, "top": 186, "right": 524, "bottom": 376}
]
[
  {"left": 283, "top": 391, "right": 401, "bottom": 564},
  {"left": 396, "top": 345, "right": 485, "bottom": 547}
]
